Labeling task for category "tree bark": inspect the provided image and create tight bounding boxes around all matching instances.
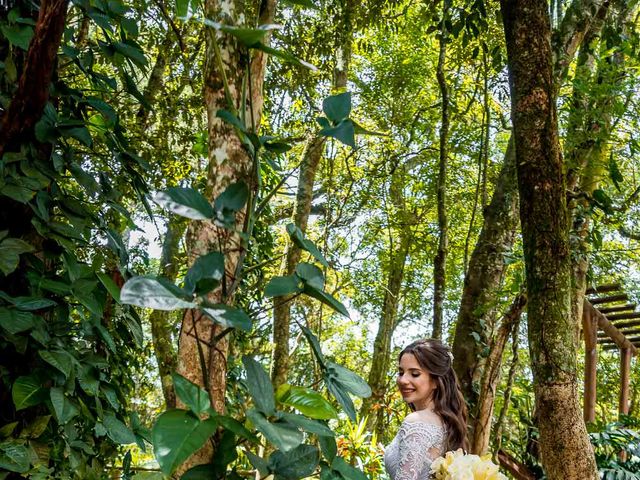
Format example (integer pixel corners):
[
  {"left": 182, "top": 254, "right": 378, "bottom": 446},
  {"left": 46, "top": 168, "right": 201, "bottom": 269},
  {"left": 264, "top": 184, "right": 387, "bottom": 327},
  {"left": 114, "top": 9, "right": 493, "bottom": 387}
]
[
  {"left": 471, "top": 292, "right": 526, "bottom": 454},
  {"left": 0, "top": 0, "right": 69, "bottom": 156},
  {"left": 150, "top": 218, "right": 187, "bottom": 409},
  {"left": 501, "top": 0, "right": 598, "bottom": 477},
  {"left": 432, "top": 0, "right": 451, "bottom": 340},
  {"left": 452, "top": 0, "right": 606, "bottom": 422},
  {"left": 177, "top": 0, "right": 275, "bottom": 471},
  {"left": 270, "top": 0, "right": 352, "bottom": 388}
]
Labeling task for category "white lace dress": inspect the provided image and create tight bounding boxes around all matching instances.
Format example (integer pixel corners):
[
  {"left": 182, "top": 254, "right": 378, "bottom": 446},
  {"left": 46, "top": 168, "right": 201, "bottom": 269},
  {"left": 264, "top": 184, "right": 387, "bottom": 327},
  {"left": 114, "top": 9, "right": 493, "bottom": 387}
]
[{"left": 384, "top": 420, "right": 446, "bottom": 480}]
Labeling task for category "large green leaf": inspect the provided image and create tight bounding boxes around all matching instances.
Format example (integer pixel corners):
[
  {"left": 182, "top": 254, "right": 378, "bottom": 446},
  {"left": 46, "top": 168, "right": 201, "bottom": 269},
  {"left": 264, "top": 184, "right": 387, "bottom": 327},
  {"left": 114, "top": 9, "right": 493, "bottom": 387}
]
[
  {"left": 201, "top": 304, "right": 252, "bottom": 331},
  {"left": 295, "top": 263, "right": 324, "bottom": 290},
  {"left": 286, "top": 224, "right": 329, "bottom": 267},
  {"left": 325, "top": 378, "right": 355, "bottom": 422},
  {"left": 39, "top": 350, "right": 75, "bottom": 378},
  {"left": 268, "top": 444, "right": 319, "bottom": 480},
  {"left": 97, "top": 272, "right": 121, "bottom": 304},
  {"left": 184, "top": 252, "right": 224, "bottom": 294},
  {"left": 277, "top": 385, "right": 337, "bottom": 420},
  {"left": 172, "top": 373, "right": 210, "bottom": 415},
  {"left": 0, "top": 237, "right": 34, "bottom": 275},
  {"left": 202, "top": 20, "right": 281, "bottom": 47},
  {"left": 214, "top": 414, "right": 257, "bottom": 442},
  {"left": 331, "top": 457, "right": 368, "bottom": 480},
  {"left": 0, "top": 441, "right": 30, "bottom": 473},
  {"left": 0, "top": 308, "right": 35, "bottom": 334},
  {"left": 326, "top": 362, "right": 371, "bottom": 398},
  {"left": 282, "top": 0, "right": 317, "bottom": 8},
  {"left": 245, "top": 451, "right": 269, "bottom": 476},
  {"left": 246, "top": 409, "right": 302, "bottom": 452},
  {"left": 322, "top": 92, "right": 351, "bottom": 124},
  {"left": 300, "top": 326, "right": 326, "bottom": 368},
  {"left": 277, "top": 412, "right": 334, "bottom": 437},
  {"left": 319, "top": 119, "right": 355, "bottom": 148},
  {"left": 120, "top": 276, "right": 196, "bottom": 310},
  {"left": 242, "top": 356, "right": 275, "bottom": 415},
  {"left": 318, "top": 436, "right": 337, "bottom": 463},
  {"left": 103, "top": 413, "right": 137, "bottom": 445},
  {"left": 303, "top": 284, "right": 349, "bottom": 317},
  {"left": 153, "top": 187, "right": 214, "bottom": 220},
  {"left": 12, "top": 375, "right": 47, "bottom": 411},
  {"left": 213, "top": 182, "right": 249, "bottom": 227},
  {"left": 264, "top": 275, "right": 303, "bottom": 297},
  {"left": 0, "top": 24, "right": 33, "bottom": 50},
  {"left": 152, "top": 410, "right": 217, "bottom": 476},
  {"left": 50, "top": 387, "right": 79, "bottom": 424}
]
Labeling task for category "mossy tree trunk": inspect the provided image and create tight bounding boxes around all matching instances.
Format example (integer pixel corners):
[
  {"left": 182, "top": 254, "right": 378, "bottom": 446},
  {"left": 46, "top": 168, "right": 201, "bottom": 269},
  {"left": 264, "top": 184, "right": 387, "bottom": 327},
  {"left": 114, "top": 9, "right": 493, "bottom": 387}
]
[
  {"left": 501, "top": 0, "right": 598, "bottom": 477},
  {"left": 177, "top": 0, "right": 275, "bottom": 471}
]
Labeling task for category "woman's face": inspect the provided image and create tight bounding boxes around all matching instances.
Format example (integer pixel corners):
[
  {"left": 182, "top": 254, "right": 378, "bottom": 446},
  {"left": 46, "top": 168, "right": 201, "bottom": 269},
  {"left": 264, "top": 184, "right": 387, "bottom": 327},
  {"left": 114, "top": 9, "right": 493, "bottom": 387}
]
[{"left": 397, "top": 352, "right": 435, "bottom": 410}]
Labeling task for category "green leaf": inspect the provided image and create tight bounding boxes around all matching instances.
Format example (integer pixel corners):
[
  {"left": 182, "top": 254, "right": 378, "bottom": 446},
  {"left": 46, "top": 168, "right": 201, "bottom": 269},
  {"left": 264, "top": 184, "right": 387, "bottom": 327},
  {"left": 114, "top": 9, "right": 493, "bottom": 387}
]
[
  {"left": 152, "top": 410, "right": 217, "bottom": 476},
  {"left": 201, "top": 304, "right": 252, "bottom": 331},
  {"left": 215, "top": 414, "right": 257, "bottom": 442},
  {"left": 322, "top": 92, "right": 351, "bottom": 124},
  {"left": 592, "top": 189, "right": 613, "bottom": 213},
  {"left": 246, "top": 451, "right": 269, "bottom": 476},
  {"left": 213, "top": 182, "right": 249, "bottom": 227},
  {"left": 50, "top": 387, "right": 79, "bottom": 424},
  {"left": 0, "top": 441, "right": 30, "bottom": 473},
  {"left": 120, "top": 276, "right": 196, "bottom": 310},
  {"left": 11, "top": 297, "right": 56, "bottom": 311},
  {"left": 318, "top": 436, "right": 337, "bottom": 463},
  {"left": 104, "top": 413, "right": 137, "bottom": 445},
  {"left": 172, "top": 373, "right": 210, "bottom": 415},
  {"left": 331, "top": 456, "right": 368, "bottom": 480},
  {"left": 0, "top": 237, "right": 34, "bottom": 275},
  {"left": 268, "top": 444, "right": 319, "bottom": 480},
  {"left": 181, "top": 465, "right": 217, "bottom": 479},
  {"left": 0, "top": 184, "right": 35, "bottom": 203},
  {"left": 0, "top": 24, "right": 33, "bottom": 50},
  {"left": 319, "top": 119, "right": 355, "bottom": 148},
  {"left": 202, "top": 20, "right": 281, "bottom": 47},
  {"left": 97, "top": 272, "right": 121, "bottom": 304},
  {"left": 325, "top": 378, "right": 355, "bottom": 421},
  {"left": 326, "top": 362, "right": 371, "bottom": 398},
  {"left": 176, "top": 0, "right": 189, "bottom": 17},
  {"left": 59, "top": 125, "right": 93, "bottom": 147},
  {"left": 252, "top": 42, "right": 317, "bottom": 70},
  {"left": 12, "top": 375, "right": 47, "bottom": 411},
  {"left": 113, "top": 41, "right": 147, "bottom": 68},
  {"left": 153, "top": 187, "right": 214, "bottom": 220},
  {"left": 277, "top": 412, "right": 333, "bottom": 437},
  {"left": 78, "top": 365, "right": 100, "bottom": 395},
  {"left": 242, "top": 356, "right": 275, "bottom": 415},
  {"left": 39, "top": 350, "right": 74, "bottom": 378},
  {"left": 295, "top": 263, "right": 324, "bottom": 290},
  {"left": 608, "top": 157, "right": 624, "bottom": 191},
  {"left": 286, "top": 224, "right": 329, "bottom": 267},
  {"left": 303, "top": 284, "right": 349, "bottom": 317},
  {"left": 300, "top": 326, "right": 326, "bottom": 368},
  {"left": 0, "top": 308, "right": 35, "bottom": 334},
  {"left": 246, "top": 409, "right": 302, "bottom": 452},
  {"left": 278, "top": 385, "right": 337, "bottom": 420},
  {"left": 264, "top": 275, "right": 303, "bottom": 297},
  {"left": 184, "top": 252, "right": 224, "bottom": 294},
  {"left": 216, "top": 110, "right": 246, "bottom": 132}
]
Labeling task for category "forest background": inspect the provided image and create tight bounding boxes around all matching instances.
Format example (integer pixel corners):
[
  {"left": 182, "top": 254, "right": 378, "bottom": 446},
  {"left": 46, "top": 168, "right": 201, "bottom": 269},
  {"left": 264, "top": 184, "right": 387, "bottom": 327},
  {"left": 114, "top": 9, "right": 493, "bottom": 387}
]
[{"left": 1, "top": 0, "right": 640, "bottom": 478}]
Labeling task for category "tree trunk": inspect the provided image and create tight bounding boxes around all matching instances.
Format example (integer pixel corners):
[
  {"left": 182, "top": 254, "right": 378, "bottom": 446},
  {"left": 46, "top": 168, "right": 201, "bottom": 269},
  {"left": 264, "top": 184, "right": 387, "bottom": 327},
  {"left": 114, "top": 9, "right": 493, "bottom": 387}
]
[
  {"left": 432, "top": 0, "right": 451, "bottom": 340},
  {"left": 150, "top": 217, "right": 187, "bottom": 408},
  {"left": 501, "top": 0, "right": 598, "bottom": 477},
  {"left": 360, "top": 169, "right": 411, "bottom": 434},
  {"left": 452, "top": 0, "right": 606, "bottom": 422},
  {"left": 270, "top": 0, "right": 352, "bottom": 388},
  {"left": 471, "top": 293, "right": 526, "bottom": 454},
  {"left": 177, "top": 0, "right": 275, "bottom": 471}
]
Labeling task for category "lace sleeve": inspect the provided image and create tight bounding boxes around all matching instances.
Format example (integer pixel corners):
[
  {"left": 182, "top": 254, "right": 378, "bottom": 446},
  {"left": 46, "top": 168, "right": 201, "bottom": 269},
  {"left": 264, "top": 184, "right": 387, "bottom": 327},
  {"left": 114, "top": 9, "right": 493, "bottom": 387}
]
[{"left": 395, "top": 422, "right": 444, "bottom": 480}]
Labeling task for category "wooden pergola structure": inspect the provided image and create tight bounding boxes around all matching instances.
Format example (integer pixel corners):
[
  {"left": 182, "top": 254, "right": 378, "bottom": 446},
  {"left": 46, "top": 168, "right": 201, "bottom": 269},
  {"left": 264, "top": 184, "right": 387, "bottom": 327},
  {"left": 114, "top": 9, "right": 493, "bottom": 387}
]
[{"left": 583, "top": 284, "right": 638, "bottom": 422}]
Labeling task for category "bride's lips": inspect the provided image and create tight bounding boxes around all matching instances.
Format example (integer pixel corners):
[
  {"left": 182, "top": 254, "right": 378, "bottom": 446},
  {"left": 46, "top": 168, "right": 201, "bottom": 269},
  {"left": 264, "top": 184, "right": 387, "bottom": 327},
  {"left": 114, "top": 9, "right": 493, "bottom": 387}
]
[{"left": 400, "top": 389, "right": 415, "bottom": 395}]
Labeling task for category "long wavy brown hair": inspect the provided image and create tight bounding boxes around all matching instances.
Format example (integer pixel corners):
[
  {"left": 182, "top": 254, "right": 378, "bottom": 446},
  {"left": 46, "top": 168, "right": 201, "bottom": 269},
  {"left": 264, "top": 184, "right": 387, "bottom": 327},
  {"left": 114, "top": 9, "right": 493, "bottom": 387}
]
[{"left": 399, "top": 339, "right": 468, "bottom": 451}]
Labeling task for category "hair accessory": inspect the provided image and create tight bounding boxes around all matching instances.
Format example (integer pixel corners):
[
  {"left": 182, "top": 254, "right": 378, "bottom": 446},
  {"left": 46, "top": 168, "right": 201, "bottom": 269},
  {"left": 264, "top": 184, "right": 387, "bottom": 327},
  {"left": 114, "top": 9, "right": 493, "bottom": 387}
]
[{"left": 447, "top": 351, "right": 454, "bottom": 362}]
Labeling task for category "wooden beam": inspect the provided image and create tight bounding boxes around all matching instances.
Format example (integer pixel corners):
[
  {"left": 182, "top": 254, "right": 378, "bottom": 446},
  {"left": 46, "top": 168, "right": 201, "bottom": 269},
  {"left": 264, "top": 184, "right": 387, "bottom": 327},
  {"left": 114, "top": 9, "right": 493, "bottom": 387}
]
[
  {"left": 603, "top": 343, "right": 640, "bottom": 351},
  {"left": 620, "top": 347, "right": 631, "bottom": 417},
  {"left": 599, "top": 328, "right": 640, "bottom": 338},
  {"left": 586, "top": 283, "right": 621, "bottom": 295},
  {"left": 583, "top": 300, "right": 597, "bottom": 423},
  {"left": 597, "top": 304, "right": 636, "bottom": 314},
  {"left": 606, "top": 312, "right": 640, "bottom": 321},
  {"left": 586, "top": 302, "right": 637, "bottom": 355},
  {"left": 612, "top": 320, "right": 640, "bottom": 330},
  {"left": 591, "top": 294, "right": 628, "bottom": 305}
]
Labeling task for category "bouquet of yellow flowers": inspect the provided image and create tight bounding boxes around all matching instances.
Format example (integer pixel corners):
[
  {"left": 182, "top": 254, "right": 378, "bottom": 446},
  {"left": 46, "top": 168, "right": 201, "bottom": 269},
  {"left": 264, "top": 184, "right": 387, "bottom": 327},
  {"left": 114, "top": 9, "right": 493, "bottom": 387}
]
[{"left": 430, "top": 449, "right": 507, "bottom": 480}]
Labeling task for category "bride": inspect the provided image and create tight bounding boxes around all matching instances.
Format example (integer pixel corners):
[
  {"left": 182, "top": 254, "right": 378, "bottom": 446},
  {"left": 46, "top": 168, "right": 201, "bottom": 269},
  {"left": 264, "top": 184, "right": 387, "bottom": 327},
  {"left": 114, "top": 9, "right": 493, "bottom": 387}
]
[{"left": 384, "top": 339, "right": 468, "bottom": 480}]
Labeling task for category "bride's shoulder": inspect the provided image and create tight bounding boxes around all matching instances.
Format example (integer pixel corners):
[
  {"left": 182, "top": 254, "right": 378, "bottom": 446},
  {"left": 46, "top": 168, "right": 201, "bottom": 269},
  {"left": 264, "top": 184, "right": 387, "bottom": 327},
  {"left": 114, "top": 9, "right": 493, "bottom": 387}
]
[{"left": 402, "top": 411, "right": 445, "bottom": 429}]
